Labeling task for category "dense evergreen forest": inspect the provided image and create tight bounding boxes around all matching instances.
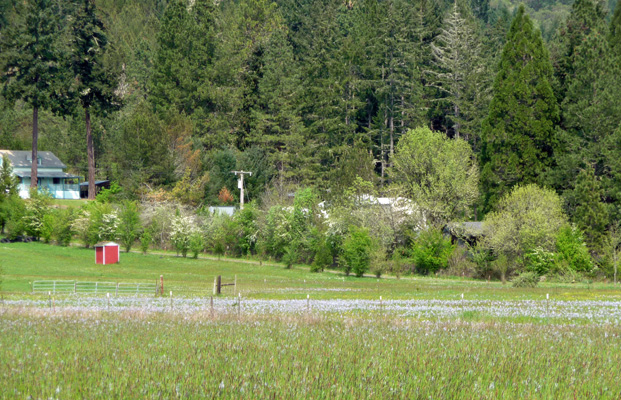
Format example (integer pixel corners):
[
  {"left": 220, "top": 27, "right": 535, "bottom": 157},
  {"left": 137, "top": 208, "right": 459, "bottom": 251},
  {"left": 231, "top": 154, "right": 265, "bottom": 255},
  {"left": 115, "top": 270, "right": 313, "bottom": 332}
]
[{"left": 1, "top": 0, "right": 621, "bottom": 225}]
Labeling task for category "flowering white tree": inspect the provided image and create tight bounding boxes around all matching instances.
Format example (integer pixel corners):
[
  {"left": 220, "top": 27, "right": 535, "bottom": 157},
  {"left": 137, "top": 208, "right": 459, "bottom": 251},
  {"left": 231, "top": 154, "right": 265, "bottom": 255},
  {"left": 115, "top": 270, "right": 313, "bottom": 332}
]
[{"left": 170, "top": 215, "right": 198, "bottom": 257}]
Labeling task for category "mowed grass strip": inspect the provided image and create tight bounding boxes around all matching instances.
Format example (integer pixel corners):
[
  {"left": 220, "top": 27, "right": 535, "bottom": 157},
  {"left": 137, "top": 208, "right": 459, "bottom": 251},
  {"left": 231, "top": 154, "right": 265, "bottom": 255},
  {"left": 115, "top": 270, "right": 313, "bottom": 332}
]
[
  {"left": 2, "top": 242, "right": 621, "bottom": 301},
  {"left": 1, "top": 313, "right": 620, "bottom": 399}
]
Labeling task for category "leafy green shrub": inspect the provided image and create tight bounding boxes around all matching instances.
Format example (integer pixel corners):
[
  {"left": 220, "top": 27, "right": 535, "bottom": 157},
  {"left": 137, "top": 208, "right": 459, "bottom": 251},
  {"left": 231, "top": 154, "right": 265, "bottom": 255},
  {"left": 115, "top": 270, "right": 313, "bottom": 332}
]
[
  {"left": 40, "top": 213, "right": 55, "bottom": 243},
  {"left": 140, "top": 231, "right": 152, "bottom": 254},
  {"left": 190, "top": 232, "right": 204, "bottom": 259},
  {"left": 235, "top": 204, "right": 258, "bottom": 256},
  {"left": 95, "top": 181, "right": 122, "bottom": 203},
  {"left": 524, "top": 247, "right": 556, "bottom": 276},
  {"left": 370, "top": 247, "right": 389, "bottom": 278},
  {"left": 311, "top": 239, "right": 331, "bottom": 272},
  {"left": 118, "top": 201, "right": 142, "bottom": 252},
  {"left": 410, "top": 228, "right": 454, "bottom": 275},
  {"left": 342, "top": 226, "right": 373, "bottom": 277},
  {"left": 511, "top": 271, "right": 540, "bottom": 288},
  {"left": 282, "top": 242, "right": 300, "bottom": 269},
  {"left": 53, "top": 208, "right": 74, "bottom": 246},
  {"left": 171, "top": 215, "right": 195, "bottom": 257},
  {"left": 23, "top": 189, "right": 52, "bottom": 240},
  {"left": 555, "top": 225, "right": 593, "bottom": 273}
]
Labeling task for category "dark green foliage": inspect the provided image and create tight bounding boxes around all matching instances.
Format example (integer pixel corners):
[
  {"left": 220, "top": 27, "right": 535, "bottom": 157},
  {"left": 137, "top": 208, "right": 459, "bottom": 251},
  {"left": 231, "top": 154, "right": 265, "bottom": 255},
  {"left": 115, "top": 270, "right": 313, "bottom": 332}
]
[
  {"left": 205, "top": 149, "right": 238, "bottom": 205},
  {"left": 410, "top": 228, "right": 455, "bottom": 275},
  {"left": 511, "top": 271, "right": 540, "bottom": 287},
  {"left": 480, "top": 5, "right": 559, "bottom": 212},
  {"left": 571, "top": 167, "right": 608, "bottom": 252},
  {"left": 611, "top": 0, "right": 621, "bottom": 56},
  {"left": 311, "top": 239, "right": 331, "bottom": 273},
  {"left": 342, "top": 226, "right": 373, "bottom": 277}
]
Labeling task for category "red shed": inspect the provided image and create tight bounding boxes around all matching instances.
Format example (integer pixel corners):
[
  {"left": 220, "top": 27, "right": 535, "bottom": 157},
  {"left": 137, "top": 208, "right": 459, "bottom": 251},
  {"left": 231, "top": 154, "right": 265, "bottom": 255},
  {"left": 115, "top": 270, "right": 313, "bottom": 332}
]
[{"left": 95, "top": 242, "right": 120, "bottom": 265}]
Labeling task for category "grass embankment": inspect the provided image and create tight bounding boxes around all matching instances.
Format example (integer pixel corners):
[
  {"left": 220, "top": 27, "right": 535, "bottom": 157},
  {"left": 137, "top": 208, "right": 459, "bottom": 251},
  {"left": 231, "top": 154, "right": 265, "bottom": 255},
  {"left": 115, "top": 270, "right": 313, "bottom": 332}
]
[
  {"left": 1, "top": 312, "right": 619, "bottom": 399},
  {"left": 1, "top": 242, "right": 621, "bottom": 301}
]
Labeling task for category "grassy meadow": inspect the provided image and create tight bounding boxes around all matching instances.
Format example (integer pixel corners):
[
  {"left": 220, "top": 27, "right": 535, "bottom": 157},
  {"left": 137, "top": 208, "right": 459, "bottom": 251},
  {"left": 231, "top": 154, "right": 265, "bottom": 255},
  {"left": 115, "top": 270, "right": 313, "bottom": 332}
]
[
  {"left": 2, "top": 242, "right": 621, "bottom": 398},
  {"left": 2, "top": 241, "right": 621, "bottom": 301}
]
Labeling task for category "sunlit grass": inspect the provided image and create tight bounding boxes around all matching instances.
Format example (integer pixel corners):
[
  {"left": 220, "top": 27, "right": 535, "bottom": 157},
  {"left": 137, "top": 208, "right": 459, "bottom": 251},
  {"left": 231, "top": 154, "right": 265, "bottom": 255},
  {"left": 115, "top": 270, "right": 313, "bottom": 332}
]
[{"left": 1, "top": 310, "right": 620, "bottom": 399}]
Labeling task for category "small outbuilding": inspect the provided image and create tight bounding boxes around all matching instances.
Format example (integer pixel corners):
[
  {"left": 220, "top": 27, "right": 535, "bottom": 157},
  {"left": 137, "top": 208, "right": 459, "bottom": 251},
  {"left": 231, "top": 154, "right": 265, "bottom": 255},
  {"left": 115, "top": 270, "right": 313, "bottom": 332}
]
[{"left": 95, "top": 242, "right": 120, "bottom": 265}]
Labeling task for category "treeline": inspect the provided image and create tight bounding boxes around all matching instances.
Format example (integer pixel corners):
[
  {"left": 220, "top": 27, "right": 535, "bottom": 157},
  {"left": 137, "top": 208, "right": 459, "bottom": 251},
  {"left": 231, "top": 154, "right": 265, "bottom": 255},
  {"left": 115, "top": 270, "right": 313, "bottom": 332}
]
[{"left": 1, "top": 0, "right": 621, "bottom": 281}]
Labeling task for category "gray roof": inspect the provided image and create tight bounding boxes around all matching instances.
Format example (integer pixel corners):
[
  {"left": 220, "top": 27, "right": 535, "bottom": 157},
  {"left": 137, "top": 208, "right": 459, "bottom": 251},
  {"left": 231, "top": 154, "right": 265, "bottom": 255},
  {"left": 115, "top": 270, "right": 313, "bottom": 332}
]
[
  {"left": 14, "top": 170, "right": 81, "bottom": 179},
  {"left": 0, "top": 150, "right": 67, "bottom": 169}
]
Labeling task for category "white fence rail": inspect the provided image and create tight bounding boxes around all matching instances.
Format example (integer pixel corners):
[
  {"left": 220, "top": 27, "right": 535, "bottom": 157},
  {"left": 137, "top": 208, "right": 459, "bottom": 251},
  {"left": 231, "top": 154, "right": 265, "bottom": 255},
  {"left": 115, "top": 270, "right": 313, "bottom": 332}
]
[{"left": 33, "top": 280, "right": 158, "bottom": 296}]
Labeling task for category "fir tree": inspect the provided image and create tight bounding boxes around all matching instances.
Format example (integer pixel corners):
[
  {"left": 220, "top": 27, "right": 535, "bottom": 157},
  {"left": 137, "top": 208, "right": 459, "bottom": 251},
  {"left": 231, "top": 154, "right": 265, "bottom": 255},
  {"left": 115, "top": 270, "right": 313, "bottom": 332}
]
[
  {"left": 68, "top": 0, "right": 121, "bottom": 199},
  {"left": 572, "top": 166, "right": 608, "bottom": 252},
  {"left": 1, "top": 0, "right": 65, "bottom": 190},
  {"left": 427, "top": 0, "right": 489, "bottom": 145},
  {"left": 480, "top": 5, "right": 559, "bottom": 212}
]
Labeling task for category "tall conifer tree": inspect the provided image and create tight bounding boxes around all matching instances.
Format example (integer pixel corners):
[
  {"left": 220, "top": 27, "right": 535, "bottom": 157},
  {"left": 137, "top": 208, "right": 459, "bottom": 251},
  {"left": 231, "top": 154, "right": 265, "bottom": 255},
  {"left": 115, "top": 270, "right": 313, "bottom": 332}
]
[
  {"left": 480, "top": 5, "right": 559, "bottom": 212},
  {"left": 1, "top": 0, "right": 64, "bottom": 191},
  {"left": 68, "top": 0, "right": 120, "bottom": 199}
]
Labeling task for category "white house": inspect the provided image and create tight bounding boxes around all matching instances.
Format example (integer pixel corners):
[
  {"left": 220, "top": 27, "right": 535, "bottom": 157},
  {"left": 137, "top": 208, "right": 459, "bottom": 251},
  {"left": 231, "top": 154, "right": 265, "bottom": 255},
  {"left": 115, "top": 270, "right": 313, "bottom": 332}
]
[{"left": 0, "top": 150, "right": 81, "bottom": 199}]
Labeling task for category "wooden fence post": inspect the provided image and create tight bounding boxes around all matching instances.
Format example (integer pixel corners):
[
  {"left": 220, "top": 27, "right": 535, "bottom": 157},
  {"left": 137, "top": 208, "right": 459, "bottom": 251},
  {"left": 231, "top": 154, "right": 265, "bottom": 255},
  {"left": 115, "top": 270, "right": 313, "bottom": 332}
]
[
  {"left": 213, "top": 277, "right": 217, "bottom": 296},
  {"left": 160, "top": 275, "right": 164, "bottom": 296}
]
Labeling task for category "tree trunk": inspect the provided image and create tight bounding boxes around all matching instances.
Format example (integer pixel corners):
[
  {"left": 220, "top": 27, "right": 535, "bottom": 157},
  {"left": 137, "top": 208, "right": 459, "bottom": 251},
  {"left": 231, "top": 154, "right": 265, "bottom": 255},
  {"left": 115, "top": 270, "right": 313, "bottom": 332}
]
[
  {"left": 85, "top": 108, "right": 96, "bottom": 200},
  {"left": 31, "top": 107, "right": 39, "bottom": 191}
]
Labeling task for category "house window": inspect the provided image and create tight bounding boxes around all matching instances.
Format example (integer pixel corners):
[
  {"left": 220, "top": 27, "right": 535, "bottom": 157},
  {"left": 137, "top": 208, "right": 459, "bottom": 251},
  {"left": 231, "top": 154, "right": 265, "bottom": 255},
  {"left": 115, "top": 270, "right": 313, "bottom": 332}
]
[
  {"left": 18, "top": 177, "right": 23, "bottom": 184},
  {"left": 53, "top": 178, "right": 61, "bottom": 184}
]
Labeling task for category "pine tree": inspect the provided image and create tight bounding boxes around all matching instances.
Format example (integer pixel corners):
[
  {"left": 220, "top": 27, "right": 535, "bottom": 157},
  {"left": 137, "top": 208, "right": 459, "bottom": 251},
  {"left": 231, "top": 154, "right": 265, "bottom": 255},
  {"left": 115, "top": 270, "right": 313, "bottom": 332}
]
[
  {"left": 572, "top": 166, "right": 608, "bottom": 252},
  {"left": 1, "top": 0, "right": 65, "bottom": 191},
  {"left": 68, "top": 0, "right": 120, "bottom": 199},
  {"left": 480, "top": 5, "right": 559, "bottom": 213}
]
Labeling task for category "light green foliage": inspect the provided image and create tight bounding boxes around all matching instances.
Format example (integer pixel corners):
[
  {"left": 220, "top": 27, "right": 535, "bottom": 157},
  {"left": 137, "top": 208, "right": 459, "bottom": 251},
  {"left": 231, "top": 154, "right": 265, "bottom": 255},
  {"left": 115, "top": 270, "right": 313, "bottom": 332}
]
[
  {"left": 524, "top": 247, "right": 556, "bottom": 276},
  {"left": 95, "top": 182, "right": 122, "bottom": 204},
  {"left": 235, "top": 204, "right": 258, "bottom": 256},
  {"left": 555, "top": 225, "right": 594, "bottom": 273},
  {"left": 189, "top": 231, "right": 204, "bottom": 259},
  {"left": 482, "top": 184, "right": 567, "bottom": 263},
  {"left": 118, "top": 201, "right": 142, "bottom": 252},
  {"left": 52, "top": 208, "right": 74, "bottom": 246},
  {"left": 511, "top": 271, "right": 540, "bottom": 288},
  {"left": 23, "top": 189, "right": 52, "bottom": 240},
  {"left": 480, "top": 5, "right": 559, "bottom": 212},
  {"left": 0, "top": 155, "right": 19, "bottom": 199},
  {"left": 391, "top": 126, "right": 479, "bottom": 225},
  {"left": 410, "top": 228, "right": 455, "bottom": 275},
  {"left": 259, "top": 206, "right": 292, "bottom": 260},
  {"left": 170, "top": 215, "right": 197, "bottom": 258},
  {"left": 140, "top": 231, "right": 152, "bottom": 255},
  {"left": 603, "top": 223, "right": 621, "bottom": 283},
  {"left": 342, "top": 225, "right": 373, "bottom": 277},
  {"left": 40, "top": 213, "right": 54, "bottom": 243}
]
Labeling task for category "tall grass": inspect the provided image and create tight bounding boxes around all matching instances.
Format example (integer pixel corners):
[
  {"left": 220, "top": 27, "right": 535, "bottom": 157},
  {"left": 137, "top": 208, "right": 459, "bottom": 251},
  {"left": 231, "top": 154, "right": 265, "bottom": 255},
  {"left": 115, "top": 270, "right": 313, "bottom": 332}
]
[{"left": 1, "top": 311, "right": 620, "bottom": 399}]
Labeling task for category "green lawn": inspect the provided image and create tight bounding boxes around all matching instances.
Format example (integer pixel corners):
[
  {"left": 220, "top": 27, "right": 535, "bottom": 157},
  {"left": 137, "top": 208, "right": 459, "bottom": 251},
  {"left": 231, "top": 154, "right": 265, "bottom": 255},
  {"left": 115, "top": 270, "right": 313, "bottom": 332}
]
[{"left": 2, "top": 242, "right": 621, "bottom": 301}]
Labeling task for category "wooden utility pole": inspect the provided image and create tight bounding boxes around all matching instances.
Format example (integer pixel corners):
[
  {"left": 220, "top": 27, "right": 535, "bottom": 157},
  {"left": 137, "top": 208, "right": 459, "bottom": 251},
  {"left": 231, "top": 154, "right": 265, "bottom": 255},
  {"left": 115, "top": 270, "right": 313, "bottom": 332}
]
[{"left": 231, "top": 170, "right": 252, "bottom": 209}]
